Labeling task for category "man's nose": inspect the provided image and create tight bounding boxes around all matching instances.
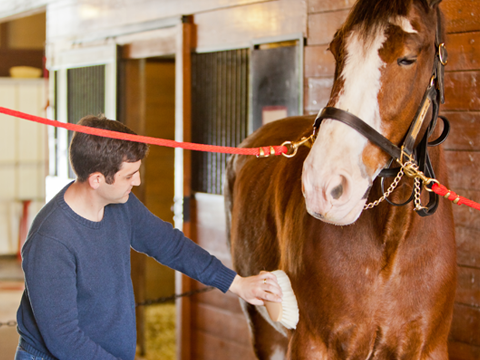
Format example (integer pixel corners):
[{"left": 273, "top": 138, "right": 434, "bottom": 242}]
[{"left": 133, "top": 172, "right": 141, "bottom": 186}]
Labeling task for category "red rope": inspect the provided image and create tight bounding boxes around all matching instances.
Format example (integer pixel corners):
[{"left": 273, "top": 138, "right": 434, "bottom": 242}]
[
  {"left": 0, "top": 107, "right": 287, "bottom": 157},
  {"left": 3, "top": 106, "right": 479, "bottom": 211},
  {"left": 431, "top": 183, "right": 480, "bottom": 211}
]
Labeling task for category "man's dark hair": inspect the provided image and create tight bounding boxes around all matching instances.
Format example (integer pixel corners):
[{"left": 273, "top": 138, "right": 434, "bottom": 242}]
[{"left": 69, "top": 115, "right": 149, "bottom": 184}]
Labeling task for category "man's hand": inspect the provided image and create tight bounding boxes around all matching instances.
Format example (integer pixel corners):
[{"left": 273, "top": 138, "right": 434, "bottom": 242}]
[{"left": 229, "top": 271, "right": 283, "bottom": 306}]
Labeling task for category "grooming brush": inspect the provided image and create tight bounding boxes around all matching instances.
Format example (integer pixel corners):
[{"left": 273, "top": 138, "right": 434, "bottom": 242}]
[{"left": 264, "top": 270, "right": 299, "bottom": 329}]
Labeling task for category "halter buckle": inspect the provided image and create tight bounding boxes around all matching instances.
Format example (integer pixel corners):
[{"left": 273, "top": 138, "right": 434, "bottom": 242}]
[
  {"left": 281, "top": 134, "right": 316, "bottom": 158},
  {"left": 438, "top": 43, "right": 448, "bottom": 66}
]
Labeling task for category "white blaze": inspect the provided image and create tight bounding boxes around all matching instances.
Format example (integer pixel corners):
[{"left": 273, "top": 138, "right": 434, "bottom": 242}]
[
  {"left": 391, "top": 16, "right": 418, "bottom": 34},
  {"left": 302, "top": 27, "right": 387, "bottom": 225}
]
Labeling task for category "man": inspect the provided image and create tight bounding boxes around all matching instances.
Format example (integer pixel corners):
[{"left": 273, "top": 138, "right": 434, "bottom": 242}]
[{"left": 15, "top": 115, "right": 282, "bottom": 360}]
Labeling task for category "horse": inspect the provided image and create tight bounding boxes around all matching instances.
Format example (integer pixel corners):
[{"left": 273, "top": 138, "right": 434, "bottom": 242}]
[{"left": 224, "top": 0, "right": 456, "bottom": 359}]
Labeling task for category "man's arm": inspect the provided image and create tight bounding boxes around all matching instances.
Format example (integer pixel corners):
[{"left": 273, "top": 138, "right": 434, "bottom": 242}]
[{"left": 128, "top": 195, "right": 282, "bottom": 304}]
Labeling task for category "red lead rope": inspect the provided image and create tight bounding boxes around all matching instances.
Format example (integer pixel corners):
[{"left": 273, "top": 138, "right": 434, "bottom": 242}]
[
  {"left": 431, "top": 183, "right": 480, "bottom": 211},
  {"left": 0, "top": 107, "right": 288, "bottom": 157},
  {"left": 1, "top": 106, "right": 479, "bottom": 211}
]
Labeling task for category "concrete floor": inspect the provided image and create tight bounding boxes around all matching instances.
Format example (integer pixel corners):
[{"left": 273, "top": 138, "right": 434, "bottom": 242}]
[{"left": 0, "top": 256, "right": 24, "bottom": 359}]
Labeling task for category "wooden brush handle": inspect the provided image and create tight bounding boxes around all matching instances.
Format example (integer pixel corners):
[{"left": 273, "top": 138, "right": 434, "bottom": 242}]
[{"left": 265, "top": 300, "right": 283, "bottom": 322}]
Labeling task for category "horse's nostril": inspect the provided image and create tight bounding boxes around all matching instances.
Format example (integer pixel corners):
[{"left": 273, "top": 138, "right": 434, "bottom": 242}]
[{"left": 330, "top": 184, "right": 344, "bottom": 200}]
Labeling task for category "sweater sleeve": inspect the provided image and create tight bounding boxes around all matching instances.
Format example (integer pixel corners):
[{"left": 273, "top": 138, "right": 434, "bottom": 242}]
[
  {"left": 22, "top": 235, "right": 122, "bottom": 360},
  {"left": 128, "top": 195, "right": 236, "bottom": 293}
]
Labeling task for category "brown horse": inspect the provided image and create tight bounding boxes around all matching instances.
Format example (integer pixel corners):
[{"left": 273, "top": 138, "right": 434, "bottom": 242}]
[{"left": 225, "top": 0, "right": 456, "bottom": 359}]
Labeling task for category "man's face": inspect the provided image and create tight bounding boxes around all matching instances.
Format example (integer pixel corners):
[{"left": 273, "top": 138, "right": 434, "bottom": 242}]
[{"left": 99, "top": 160, "right": 142, "bottom": 204}]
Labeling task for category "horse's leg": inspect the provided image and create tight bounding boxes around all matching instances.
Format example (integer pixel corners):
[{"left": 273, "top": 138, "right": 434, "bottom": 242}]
[{"left": 241, "top": 300, "right": 289, "bottom": 360}]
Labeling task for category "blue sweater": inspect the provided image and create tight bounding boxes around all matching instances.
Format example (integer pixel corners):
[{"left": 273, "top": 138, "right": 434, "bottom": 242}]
[{"left": 16, "top": 183, "right": 236, "bottom": 360}]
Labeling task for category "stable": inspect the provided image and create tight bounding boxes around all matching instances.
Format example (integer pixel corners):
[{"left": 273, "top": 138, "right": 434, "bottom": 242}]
[{"left": 0, "top": 0, "right": 478, "bottom": 359}]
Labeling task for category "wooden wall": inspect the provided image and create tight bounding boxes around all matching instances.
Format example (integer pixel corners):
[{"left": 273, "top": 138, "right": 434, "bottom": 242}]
[
  {"left": 190, "top": 193, "right": 256, "bottom": 360},
  {"left": 304, "top": 1, "right": 480, "bottom": 359},
  {"left": 441, "top": 1, "right": 480, "bottom": 359},
  {"left": 304, "top": 0, "right": 349, "bottom": 113}
]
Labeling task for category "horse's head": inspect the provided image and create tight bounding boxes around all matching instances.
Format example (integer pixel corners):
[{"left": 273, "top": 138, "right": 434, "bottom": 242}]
[{"left": 302, "top": 0, "right": 444, "bottom": 225}]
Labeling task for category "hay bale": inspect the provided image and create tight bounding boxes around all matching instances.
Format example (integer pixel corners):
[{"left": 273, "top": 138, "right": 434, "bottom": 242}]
[{"left": 143, "top": 303, "right": 176, "bottom": 360}]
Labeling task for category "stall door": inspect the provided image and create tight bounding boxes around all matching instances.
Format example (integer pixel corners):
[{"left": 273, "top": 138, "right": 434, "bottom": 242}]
[{"left": 190, "top": 48, "right": 256, "bottom": 360}]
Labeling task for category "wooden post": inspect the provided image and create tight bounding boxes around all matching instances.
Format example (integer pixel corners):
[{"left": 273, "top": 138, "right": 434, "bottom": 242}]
[
  {"left": 120, "top": 58, "right": 148, "bottom": 357},
  {"left": 175, "top": 15, "right": 194, "bottom": 360}
]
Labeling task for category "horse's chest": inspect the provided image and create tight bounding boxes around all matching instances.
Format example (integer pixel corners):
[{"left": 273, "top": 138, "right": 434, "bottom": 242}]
[{"left": 296, "top": 237, "right": 452, "bottom": 359}]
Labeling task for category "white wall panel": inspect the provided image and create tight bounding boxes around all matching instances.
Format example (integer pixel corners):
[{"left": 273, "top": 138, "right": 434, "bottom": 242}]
[
  {"left": 17, "top": 164, "right": 41, "bottom": 200},
  {"left": 0, "top": 165, "right": 16, "bottom": 200},
  {"left": 0, "top": 84, "right": 17, "bottom": 163},
  {"left": 0, "top": 202, "right": 21, "bottom": 254},
  {"left": 0, "top": 78, "right": 47, "bottom": 255},
  {"left": 17, "top": 82, "right": 46, "bottom": 162},
  {"left": 47, "top": 0, "right": 273, "bottom": 42}
]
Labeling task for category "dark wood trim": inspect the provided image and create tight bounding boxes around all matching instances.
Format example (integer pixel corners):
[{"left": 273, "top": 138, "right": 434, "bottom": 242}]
[
  {"left": 0, "top": 48, "right": 44, "bottom": 77},
  {"left": 121, "top": 36, "right": 176, "bottom": 60},
  {"left": 121, "top": 58, "right": 148, "bottom": 356},
  {"left": 0, "top": 22, "right": 8, "bottom": 49}
]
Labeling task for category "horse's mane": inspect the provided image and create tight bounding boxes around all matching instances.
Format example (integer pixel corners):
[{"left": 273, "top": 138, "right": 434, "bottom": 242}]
[{"left": 343, "top": 0, "right": 430, "bottom": 36}]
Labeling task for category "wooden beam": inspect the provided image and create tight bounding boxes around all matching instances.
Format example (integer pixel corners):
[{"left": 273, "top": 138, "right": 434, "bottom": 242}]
[
  {"left": 451, "top": 190, "right": 480, "bottom": 230},
  {"left": 441, "top": 0, "right": 480, "bottom": 34},
  {"left": 0, "top": 22, "right": 8, "bottom": 49},
  {"left": 444, "top": 72, "right": 480, "bottom": 111},
  {"left": 456, "top": 226, "right": 480, "bottom": 268},
  {"left": 304, "top": 76, "right": 333, "bottom": 113},
  {"left": 0, "top": 48, "right": 44, "bottom": 77},
  {"left": 176, "top": 16, "right": 194, "bottom": 360},
  {"left": 192, "top": 331, "right": 256, "bottom": 360},
  {"left": 456, "top": 266, "right": 480, "bottom": 308},
  {"left": 304, "top": 45, "right": 335, "bottom": 78},
  {"left": 450, "top": 303, "right": 480, "bottom": 347},
  {"left": 120, "top": 58, "right": 148, "bottom": 357},
  {"left": 446, "top": 32, "right": 480, "bottom": 72},
  {"left": 307, "top": 10, "right": 349, "bottom": 46},
  {"left": 307, "top": 0, "right": 355, "bottom": 13},
  {"left": 121, "top": 36, "right": 176, "bottom": 60},
  {"left": 445, "top": 151, "right": 480, "bottom": 190},
  {"left": 443, "top": 112, "right": 480, "bottom": 152}
]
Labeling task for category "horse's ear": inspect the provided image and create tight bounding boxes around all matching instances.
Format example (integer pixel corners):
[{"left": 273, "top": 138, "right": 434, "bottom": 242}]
[{"left": 427, "top": 0, "right": 442, "bottom": 8}]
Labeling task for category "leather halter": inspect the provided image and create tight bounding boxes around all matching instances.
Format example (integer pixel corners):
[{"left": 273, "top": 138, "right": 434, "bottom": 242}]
[{"left": 312, "top": 7, "right": 449, "bottom": 217}]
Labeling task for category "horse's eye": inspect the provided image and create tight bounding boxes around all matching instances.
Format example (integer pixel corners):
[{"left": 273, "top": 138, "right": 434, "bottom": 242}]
[{"left": 397, "top": 57, "right": 417, "bottom": 66}]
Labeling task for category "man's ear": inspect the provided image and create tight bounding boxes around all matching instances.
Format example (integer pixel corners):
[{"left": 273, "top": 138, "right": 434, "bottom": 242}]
[{"left": 88, "top": 172, "right": 104, "bottom": 190}]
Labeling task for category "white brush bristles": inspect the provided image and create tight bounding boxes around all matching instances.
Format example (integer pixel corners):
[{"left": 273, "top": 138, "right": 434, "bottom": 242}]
[{"left": 265, "top": 270, "right": 299, "bottom": 329}]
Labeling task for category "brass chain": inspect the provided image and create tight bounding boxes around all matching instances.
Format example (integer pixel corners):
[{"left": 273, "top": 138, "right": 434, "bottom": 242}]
[
  {"left": 364, "top": 153, "right": 438, "bottom": 211},
  {"left": 135, "top": 286, "right": 214, "bottom": 307},
  {"left": 413, "top": 177, "right": 428, "bottom": 211},
  {"left": 0, "top": 320, "right": 17, "bottom": 327},
  {"left": 364, "top": 166, "right": 405, "bottom": 210}
]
